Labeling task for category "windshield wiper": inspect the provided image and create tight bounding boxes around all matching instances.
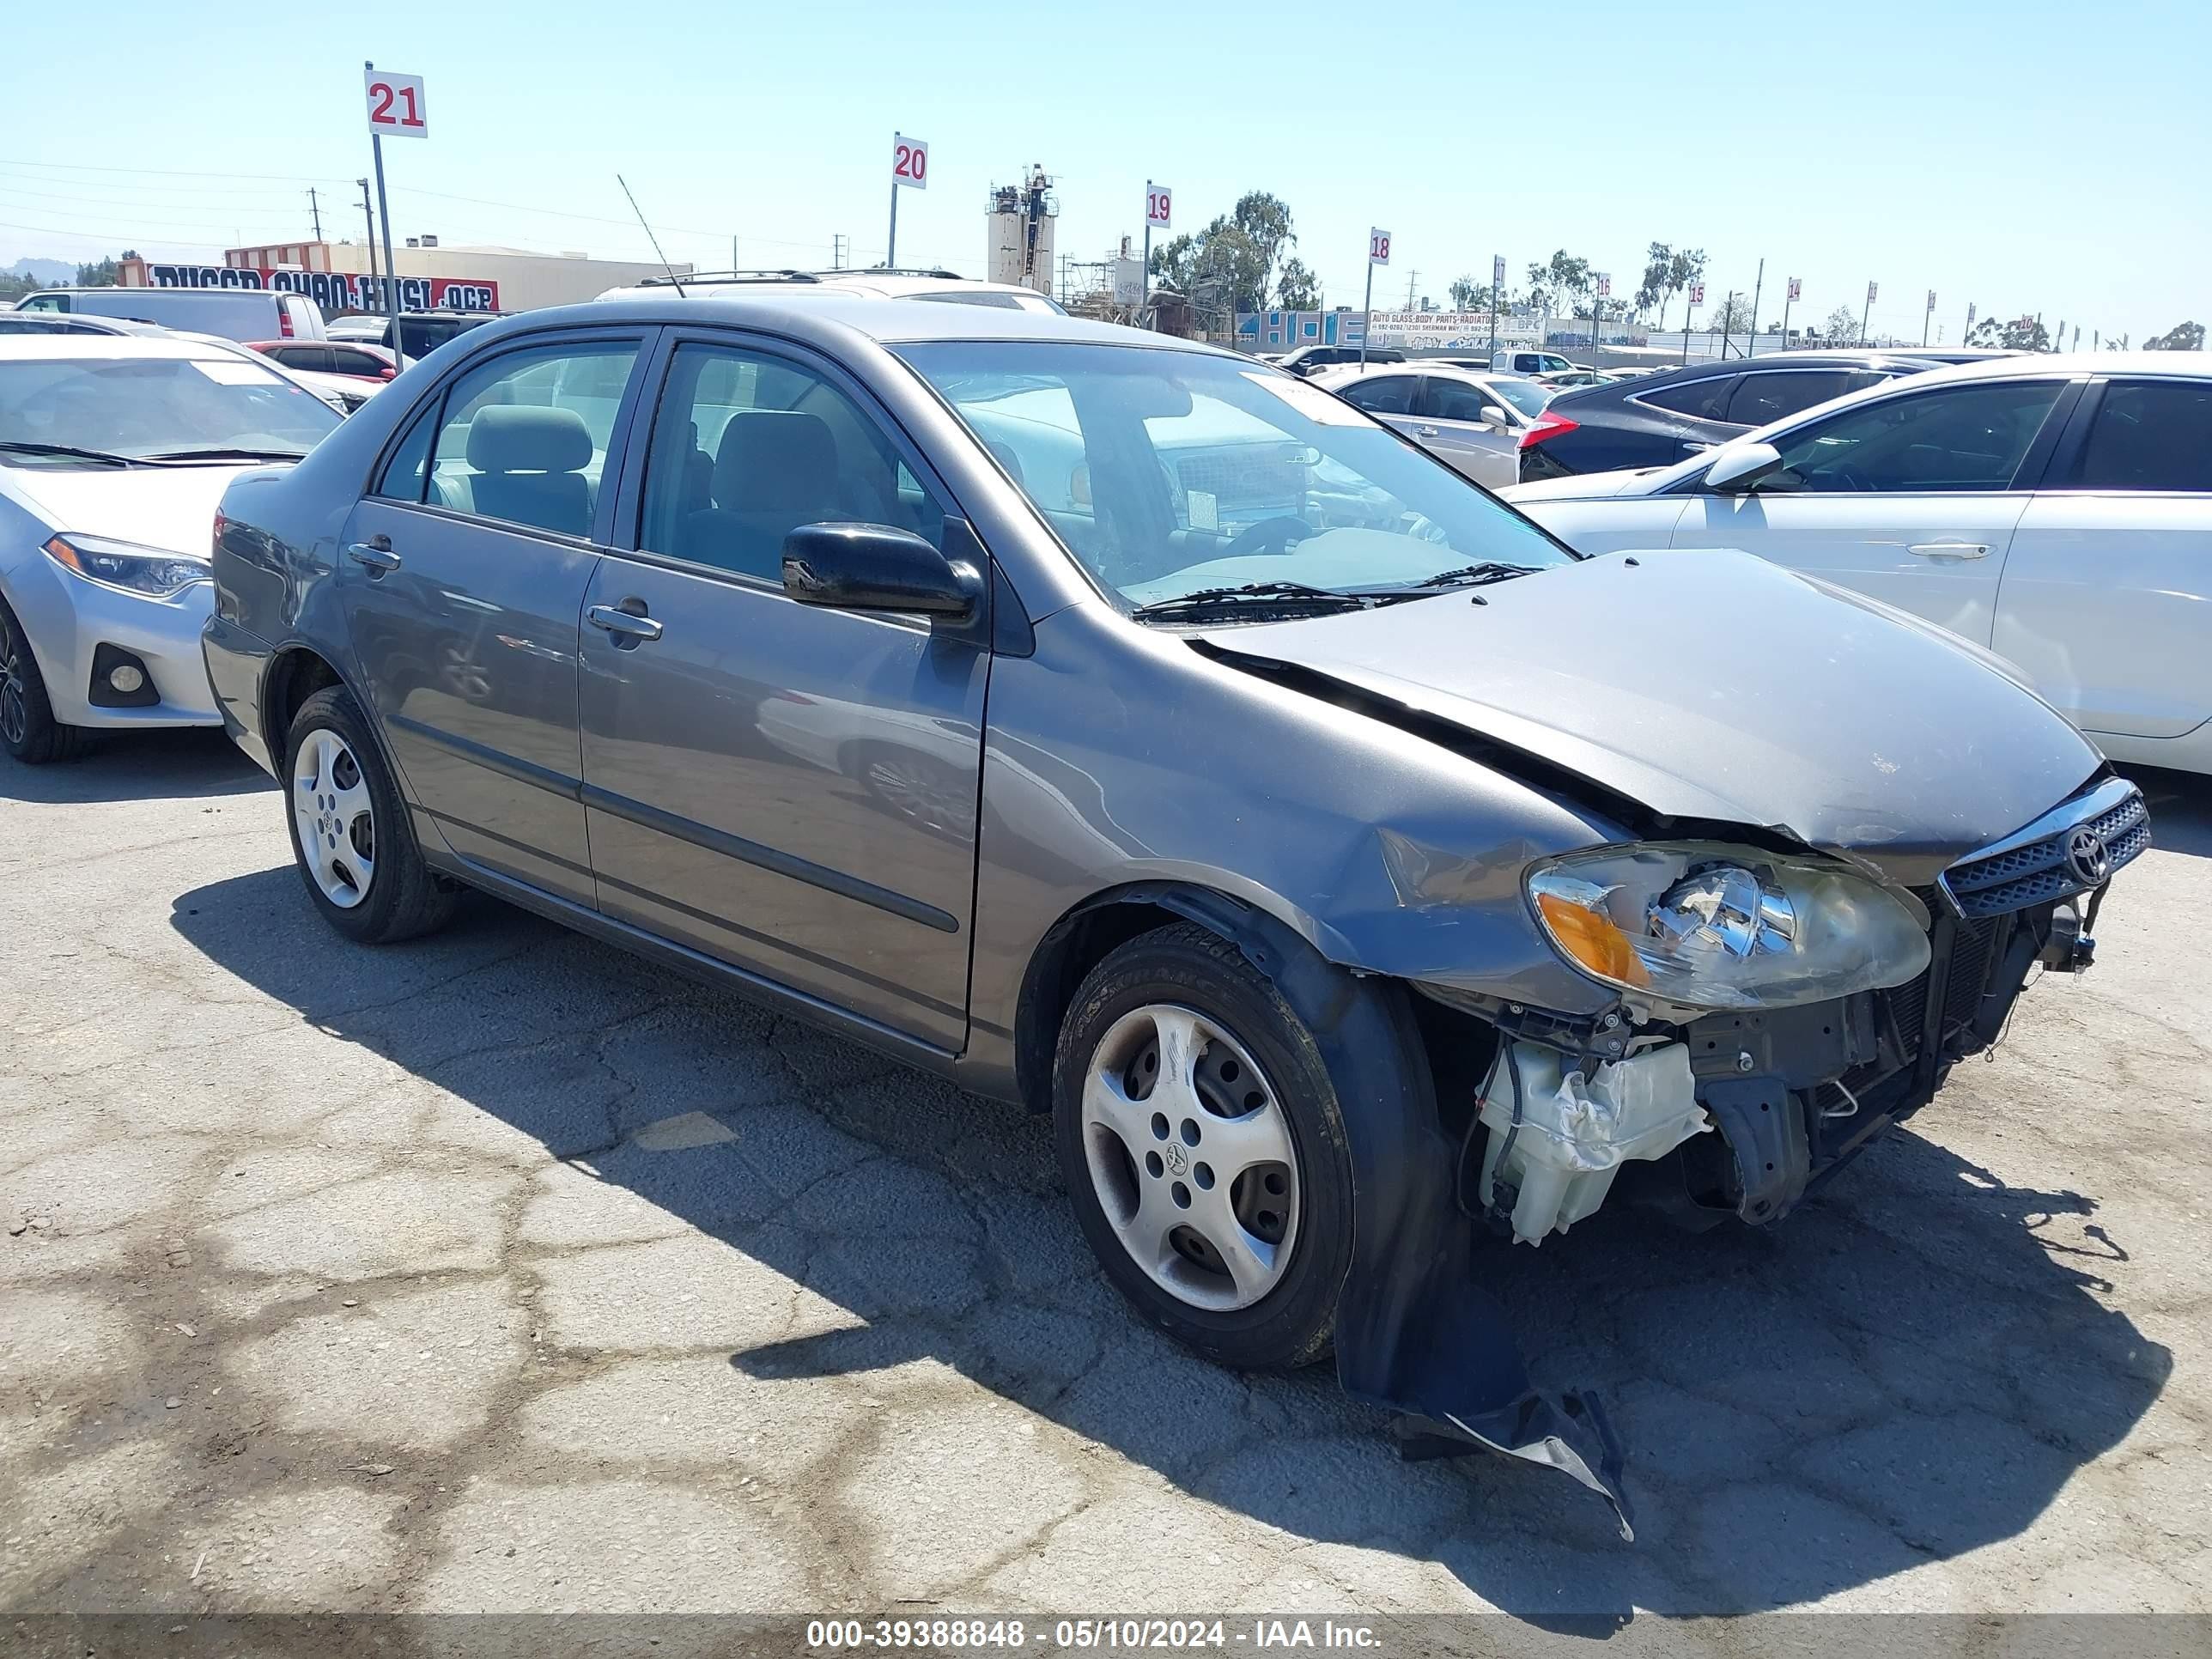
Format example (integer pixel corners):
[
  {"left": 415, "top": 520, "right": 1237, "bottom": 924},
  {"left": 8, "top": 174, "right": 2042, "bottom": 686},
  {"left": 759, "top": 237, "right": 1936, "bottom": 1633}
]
[
  {"left": 0, "top": 441, "right": 143, "bottom": 468},
  {"left": 1128, "top": 580, "right": 1379, "bottom": 623},
  {"left": 143, "top": 447, "right": 308, "bottom": 464},
  {"left": 1401, "top": 561, "right": 1544, "bottom": 590}
]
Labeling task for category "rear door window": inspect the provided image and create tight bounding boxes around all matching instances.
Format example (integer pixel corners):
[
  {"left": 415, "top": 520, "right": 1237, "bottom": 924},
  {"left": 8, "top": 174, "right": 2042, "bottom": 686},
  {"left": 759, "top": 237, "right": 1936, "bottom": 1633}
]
[
  {"left": 1340, "top": 374, "right": 1417, "bottom": 416},
  {"left": 1723, "top": 369, "right": 1873, "bottom": 428},
  {"left": 2063, "top": 380, "right": 2212, "bottom": 492},
  {"left": 424, "top": 338, "right": 642, "bottom": 536},
  {"left": 1638, "top": 376, "right": 1739, "bottom": 422}
]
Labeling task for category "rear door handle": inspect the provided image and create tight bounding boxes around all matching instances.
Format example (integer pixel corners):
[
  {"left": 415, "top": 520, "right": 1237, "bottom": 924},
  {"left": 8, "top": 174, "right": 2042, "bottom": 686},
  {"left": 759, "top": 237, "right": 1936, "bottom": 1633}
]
[
  {"left": 587, "top": 604, "right": 664, "bottom": 643},
  {"left": 1414, "top": 424, "right": 1440, "bottom": 437},
  {"left": 1908, "top": 542, "right": 1992, "bottom": 561},
  {"left": 346, "top": 538, "right": 401, "bottom": 574}
]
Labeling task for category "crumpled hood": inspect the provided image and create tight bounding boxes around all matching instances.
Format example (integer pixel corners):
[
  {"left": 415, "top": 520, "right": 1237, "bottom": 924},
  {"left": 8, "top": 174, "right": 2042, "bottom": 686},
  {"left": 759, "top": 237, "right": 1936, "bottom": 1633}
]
[
  {"left": 1199, "top": 547, "right": 2103, "bottom": 882},
  {"left": 6, "top": 463, "right": 263, "bottom": 556}
]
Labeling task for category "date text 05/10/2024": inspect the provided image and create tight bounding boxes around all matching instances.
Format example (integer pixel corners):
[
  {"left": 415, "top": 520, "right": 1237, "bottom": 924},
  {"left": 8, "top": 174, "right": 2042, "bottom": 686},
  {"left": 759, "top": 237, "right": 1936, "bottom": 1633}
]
[{"left": 804, "top": 1620, "right": 1382, "bottom": 1651}]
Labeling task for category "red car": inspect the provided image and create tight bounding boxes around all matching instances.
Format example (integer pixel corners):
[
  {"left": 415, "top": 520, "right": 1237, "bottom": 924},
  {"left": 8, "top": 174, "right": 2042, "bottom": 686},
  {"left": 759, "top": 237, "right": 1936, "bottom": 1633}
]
[{"left": 246, "top": 340, "right": 398, "bottom": 382}]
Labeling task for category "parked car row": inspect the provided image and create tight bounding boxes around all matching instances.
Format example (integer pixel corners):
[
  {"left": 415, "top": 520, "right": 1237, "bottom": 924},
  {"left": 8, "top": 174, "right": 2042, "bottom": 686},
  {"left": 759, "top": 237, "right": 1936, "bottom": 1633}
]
[{"left": 3, "top": 288, "right": 2154, "bottom": 1540}]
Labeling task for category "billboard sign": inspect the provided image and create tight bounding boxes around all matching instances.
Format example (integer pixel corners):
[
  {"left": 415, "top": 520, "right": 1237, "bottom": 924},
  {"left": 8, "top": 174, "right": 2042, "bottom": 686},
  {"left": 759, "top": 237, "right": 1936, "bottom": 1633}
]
[{"left": 133, "top": 263, "right": 501, "bottom": 315}]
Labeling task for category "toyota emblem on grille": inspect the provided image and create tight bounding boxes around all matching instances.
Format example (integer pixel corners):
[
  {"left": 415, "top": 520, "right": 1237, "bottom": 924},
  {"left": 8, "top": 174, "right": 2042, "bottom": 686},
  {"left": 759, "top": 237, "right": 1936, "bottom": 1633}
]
[{"left": 2064, "top": 827, "right": 2112, "bottom": 885}]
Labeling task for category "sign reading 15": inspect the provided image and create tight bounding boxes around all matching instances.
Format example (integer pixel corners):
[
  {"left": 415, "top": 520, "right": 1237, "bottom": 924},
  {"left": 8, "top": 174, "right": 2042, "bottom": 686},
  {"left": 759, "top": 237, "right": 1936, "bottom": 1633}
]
[
  {"left": 893, "top": 136, "right": 929, "bottom": 189},
  {"left": 364, "top": 69, "right": 427, "bottom": 138}
]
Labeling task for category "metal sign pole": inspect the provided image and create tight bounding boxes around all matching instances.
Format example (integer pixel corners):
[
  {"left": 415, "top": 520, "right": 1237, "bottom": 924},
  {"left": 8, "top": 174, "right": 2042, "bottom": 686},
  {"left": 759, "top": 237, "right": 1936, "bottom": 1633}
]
[
  {"left": 1779, "top": 289, "right": 1791, "bottom": 352},
  {"left": 886, "top": 177, "right": 899, "bottom": 271},
  {"left": 366, "top": 61, "right": 404, "bottom": 358},
  {"left": 1359, "top": 258, "right": 1375, "bottom": 367},
  {"left": 1488, "top": 257, "right": 1500, "bottom": 362}
]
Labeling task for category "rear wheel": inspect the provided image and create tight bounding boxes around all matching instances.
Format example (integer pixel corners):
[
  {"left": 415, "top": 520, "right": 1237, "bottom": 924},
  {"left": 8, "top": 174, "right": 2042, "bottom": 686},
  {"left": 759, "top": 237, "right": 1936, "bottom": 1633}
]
[
  {"left": 283, "top": 685, "right": 456, "bottom": 944},
  {"left": 1053, "top": 922, "right": 1354, "bottom": 1370},
  {"left": 0, "top": 598, "right": 88, "bottom": 765}
]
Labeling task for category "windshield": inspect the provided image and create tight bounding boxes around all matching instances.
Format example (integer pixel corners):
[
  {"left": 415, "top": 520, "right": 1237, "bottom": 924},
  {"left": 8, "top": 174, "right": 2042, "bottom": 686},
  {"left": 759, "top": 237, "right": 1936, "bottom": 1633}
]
[
  {"left": 0, "top": 356, "right": 341, "bottom": 465},
  {"left": 895, "top": 342, "right": 1575, "bottom": 614}
]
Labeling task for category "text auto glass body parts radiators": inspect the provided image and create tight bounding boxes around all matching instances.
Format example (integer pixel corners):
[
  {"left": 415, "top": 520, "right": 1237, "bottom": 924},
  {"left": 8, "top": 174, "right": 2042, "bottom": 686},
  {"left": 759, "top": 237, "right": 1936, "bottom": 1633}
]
[{"left": 1524, "top": 841, "right": 1932, "bottom": 1016}]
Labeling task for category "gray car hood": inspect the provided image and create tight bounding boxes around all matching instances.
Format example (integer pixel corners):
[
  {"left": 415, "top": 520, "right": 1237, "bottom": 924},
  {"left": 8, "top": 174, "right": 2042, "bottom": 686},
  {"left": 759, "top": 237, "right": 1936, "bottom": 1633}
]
[{"left": 1198, "top": 547, "right": 2102, "bottom": 880}]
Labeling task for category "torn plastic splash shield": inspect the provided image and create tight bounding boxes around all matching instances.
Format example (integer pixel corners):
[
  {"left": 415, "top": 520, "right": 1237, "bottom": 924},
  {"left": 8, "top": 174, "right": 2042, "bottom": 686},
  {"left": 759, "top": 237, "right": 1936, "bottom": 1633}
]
[{"left": 1140, "top": 886, "right": 1636, "bottom": 1543}]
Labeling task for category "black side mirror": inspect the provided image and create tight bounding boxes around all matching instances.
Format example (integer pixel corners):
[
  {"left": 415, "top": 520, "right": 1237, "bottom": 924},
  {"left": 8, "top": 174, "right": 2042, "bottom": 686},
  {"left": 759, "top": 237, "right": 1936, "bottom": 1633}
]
[{"left": 781, "top": 521, "right": 984, "bottom": 617}]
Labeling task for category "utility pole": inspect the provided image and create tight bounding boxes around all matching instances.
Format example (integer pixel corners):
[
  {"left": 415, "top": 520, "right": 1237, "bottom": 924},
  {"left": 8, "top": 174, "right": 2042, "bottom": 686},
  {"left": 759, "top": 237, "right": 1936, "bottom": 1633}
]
[
  {"left": 365, "top": 60, "right": 404, "bottom": 357},
  {"left": 1859, "top": 281, "right": 1875, "bottom": 349},
  {"left": 1721, "top": 291, "right": 1736, "bottom": 357},
  {"left": 1405, "top": 269, "right": 1418, "bottom": 310},
  {"left": 730, "top": 234, "right": 738, "bottom": 272},
  {"left": 1746, "top": 258, "right": 1764, "bottom": 357},
  {"left": 357, "top": 179, "right": 379, "bottom": 306},
  {"left": 307, "top": 187, "right": 323, "bottom": 241},
  {"left": 1488, "top": 253, "right": 1503, "bottom": 363}
]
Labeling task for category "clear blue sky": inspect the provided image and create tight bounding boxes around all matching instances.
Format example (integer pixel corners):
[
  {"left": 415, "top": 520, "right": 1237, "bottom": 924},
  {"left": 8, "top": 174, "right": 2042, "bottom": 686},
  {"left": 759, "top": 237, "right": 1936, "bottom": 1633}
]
[{"left": 4, "top": 0, "right": 2207, "bottom": 343}]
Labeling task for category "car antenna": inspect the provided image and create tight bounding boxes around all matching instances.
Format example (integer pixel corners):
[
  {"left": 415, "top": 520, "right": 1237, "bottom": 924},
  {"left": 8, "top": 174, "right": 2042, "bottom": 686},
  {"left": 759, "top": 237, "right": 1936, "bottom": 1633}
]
[{"left": 616, "top": 173, "right": 685, "bottom": 297}]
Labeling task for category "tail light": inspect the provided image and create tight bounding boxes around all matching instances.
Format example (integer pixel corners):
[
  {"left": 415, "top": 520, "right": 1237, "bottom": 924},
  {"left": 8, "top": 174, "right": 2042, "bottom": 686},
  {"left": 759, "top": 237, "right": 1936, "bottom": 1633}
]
[
  {"left": 277, "top": 303, "right": 295, "bottom": 338},
  {"left": 212, "top": 510, "right": 229, "bottom": 560},
  {"left": 1519, "top": 411, "right": 1579, "bottom": 451}
]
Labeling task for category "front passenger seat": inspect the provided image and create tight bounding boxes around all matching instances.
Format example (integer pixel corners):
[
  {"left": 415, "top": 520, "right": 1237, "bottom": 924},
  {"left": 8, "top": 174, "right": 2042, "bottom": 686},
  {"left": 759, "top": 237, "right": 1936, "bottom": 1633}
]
[
  {"left": 465, "top": 405, "right": 596, "bottom": 538},
  {"left": 686, "top": 410, "right": 844, "bottom": 580}
]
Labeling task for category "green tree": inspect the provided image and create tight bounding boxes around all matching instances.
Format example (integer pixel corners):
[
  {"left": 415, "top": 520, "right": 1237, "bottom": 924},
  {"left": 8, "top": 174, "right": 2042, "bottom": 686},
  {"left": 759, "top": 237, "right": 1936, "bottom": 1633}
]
[
  {"left": 1275, "top": 257, "right": 1320, "bottom": 311},
  {"left": 1968, "top": 315, "right": 2051, "bottom": 350},
  {"left": 2146, "top": 320, "right": 2205, "bottom": 350},
  {"left": 1710, "top": 293, "right": 1753, "bottom": 336},
  {"left": 1820, "top": 304, "right": 1863, "bottom": 344},
  {"left": 1525, "top": 249, "right": 1591, "bottom": 319},
  {"left": 1448, "top": 274, "right": 1482, "bottom": 309},
  {"left": 1146, "top": 194, "right": 1297, "bottom": 314},
  {"left": 1635, "top": 242, "right": 1672, "bottom": 319}
]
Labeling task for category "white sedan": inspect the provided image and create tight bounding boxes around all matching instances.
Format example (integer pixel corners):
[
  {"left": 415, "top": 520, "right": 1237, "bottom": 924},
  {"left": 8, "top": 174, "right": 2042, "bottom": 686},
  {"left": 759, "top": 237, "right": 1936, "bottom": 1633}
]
[
  {"left": 1502, "top": 354, "right": 2212, "bottom": 774},
  {"left": 0, "top": 335, "right": 341, "bottom": 763},
  {"left": 1309, "top": 363, "right": 1551, "bottom": 489}
]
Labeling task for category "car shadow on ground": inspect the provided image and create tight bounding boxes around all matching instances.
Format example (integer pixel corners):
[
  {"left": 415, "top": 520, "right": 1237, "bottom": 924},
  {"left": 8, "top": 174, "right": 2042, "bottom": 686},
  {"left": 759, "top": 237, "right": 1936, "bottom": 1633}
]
[
  {"left": 2120, "top": 764, "right": 2212, "bottom": 860},
  {"left": 170, "top": 866, "right": 2171, "bottom": 1623},
  {"left": 0, "top": 730, "right": 272, "bottom": 805}
]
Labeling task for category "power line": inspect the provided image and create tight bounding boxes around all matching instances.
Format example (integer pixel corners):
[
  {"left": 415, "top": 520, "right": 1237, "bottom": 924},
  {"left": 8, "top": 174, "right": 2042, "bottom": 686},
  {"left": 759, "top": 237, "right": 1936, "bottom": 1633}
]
[{"left": 0, "top": 155, "right": 351, "bottom": 185}]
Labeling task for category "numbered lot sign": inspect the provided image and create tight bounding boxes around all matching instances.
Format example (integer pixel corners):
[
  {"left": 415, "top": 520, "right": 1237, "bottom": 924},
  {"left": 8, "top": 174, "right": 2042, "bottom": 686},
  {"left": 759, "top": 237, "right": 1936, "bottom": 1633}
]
[
  {"left": 1370, "top": 228, "right": 1391, "bottom": 266},
  {"left": 1787, "top": 276, "right": 1802, "bottom": 301},
  {"left": 364, "top": 70, "right": 427, "bottom": 139},
  {"left": 1689, "top": 282, "right": 1705, "bottom": 305},
  {"left": 1146, "top": 185, "right": 1172, "bottom": 228},
  {"left": 893, "top": 135, "right": 928, "bottom": 190}
]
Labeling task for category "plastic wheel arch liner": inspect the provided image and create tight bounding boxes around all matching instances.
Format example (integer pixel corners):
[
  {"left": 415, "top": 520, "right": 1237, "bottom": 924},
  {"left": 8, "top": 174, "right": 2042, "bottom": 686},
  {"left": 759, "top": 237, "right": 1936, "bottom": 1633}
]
[{"left": 1109, "top": 884, "right": 1635, "bottom": 1543}]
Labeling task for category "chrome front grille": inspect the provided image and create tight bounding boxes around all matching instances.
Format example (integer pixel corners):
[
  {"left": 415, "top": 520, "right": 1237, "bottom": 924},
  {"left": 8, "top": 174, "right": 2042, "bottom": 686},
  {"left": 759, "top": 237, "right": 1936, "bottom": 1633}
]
[{"left": 1941, "top": 779, "right": 2150, "bottom": 920}]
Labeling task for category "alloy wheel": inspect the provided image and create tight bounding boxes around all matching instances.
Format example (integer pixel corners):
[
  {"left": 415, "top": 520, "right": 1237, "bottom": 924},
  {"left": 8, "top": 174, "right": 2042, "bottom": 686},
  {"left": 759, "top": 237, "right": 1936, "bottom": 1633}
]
[
  {"left": 1079, "top": 1003, "right": 1302, "bottom": 1312},
  {"left": 292, "top": 728, "right": 377, "bottom": 908},
  {"left": 0, "top": 611, "right": 27, "bottom": 748}
]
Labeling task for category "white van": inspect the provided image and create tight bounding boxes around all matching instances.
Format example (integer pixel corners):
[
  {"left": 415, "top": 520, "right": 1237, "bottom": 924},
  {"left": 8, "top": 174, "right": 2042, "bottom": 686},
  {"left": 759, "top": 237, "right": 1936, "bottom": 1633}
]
[{"left": 13, "top": 287, "right": 327, "bottom": 343}]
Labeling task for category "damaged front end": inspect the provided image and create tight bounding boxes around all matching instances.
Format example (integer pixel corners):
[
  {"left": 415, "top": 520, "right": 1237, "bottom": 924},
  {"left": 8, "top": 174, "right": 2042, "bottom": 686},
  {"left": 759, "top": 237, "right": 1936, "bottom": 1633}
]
[{"left": 1336, "top": 775, "right": 2149, "bottom": 1542}]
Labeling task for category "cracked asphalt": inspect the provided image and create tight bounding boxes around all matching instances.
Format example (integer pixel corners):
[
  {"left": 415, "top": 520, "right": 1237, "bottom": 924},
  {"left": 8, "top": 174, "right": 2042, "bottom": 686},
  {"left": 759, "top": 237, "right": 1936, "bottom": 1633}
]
[{"left": 3, "top": 732, "right": 2208, "bottom": 1626}]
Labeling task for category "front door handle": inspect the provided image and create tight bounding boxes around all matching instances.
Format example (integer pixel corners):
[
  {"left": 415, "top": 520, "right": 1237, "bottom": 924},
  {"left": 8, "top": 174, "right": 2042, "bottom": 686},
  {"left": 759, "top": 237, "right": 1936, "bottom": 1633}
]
[
  {"left": 1908, "top": 542, "right": 1992, "bottom": 561},
  {"left": 587, "top": 603, "right": 664, "bottom": 644},
  {"left": 1413, "top": 424, "right": 1441, "bottom": 437},
  {"left": 346, "top": 538, "right": 401, "bottom": 574}
]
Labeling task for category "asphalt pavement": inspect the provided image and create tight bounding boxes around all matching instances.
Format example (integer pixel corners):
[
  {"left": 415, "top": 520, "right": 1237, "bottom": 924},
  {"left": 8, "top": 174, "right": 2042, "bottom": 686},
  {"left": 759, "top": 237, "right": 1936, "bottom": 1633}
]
[{"left": 3, "top": 731, "right": 2208, "bottom": 1634}]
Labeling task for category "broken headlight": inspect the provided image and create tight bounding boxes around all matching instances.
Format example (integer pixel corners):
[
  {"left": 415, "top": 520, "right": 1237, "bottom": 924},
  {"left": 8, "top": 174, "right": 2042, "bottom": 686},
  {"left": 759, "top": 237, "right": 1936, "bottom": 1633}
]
[{"left": 1526, "top": 842, "right": 1930, "bottom": 1011}]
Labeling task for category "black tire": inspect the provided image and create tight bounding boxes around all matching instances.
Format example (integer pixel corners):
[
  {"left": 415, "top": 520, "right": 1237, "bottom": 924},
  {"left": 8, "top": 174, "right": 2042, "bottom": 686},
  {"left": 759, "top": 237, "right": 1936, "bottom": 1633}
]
[
  {"left": 1052, "top": 921, "right": 1355, "bottom": 1371},
  {"left": 283, "top": 685, "right": 457, "bottom": 944},
  {"left": 0, "top": 597, "right": 90, "bottom": 765}
]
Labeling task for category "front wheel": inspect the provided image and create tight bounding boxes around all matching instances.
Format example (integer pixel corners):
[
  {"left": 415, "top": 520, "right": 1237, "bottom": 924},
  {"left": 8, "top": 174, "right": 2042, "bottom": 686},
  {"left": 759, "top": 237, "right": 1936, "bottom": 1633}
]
[
  {"left": 0, "top": 597, "right": 88, "bottom": 765},
  {"left": 1052, "top": 922, "right": 1354, "bottom": 1370},
  {"left": 283, "top": 685, "right": 456, "bottom": 944}
]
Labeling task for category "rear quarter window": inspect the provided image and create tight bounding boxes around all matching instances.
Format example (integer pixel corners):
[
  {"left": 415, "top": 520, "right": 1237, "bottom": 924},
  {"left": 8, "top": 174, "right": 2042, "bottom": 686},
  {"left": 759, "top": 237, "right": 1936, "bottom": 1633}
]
[{"left": 1637, "top": 376, "right": 1738, "bottom": 422}]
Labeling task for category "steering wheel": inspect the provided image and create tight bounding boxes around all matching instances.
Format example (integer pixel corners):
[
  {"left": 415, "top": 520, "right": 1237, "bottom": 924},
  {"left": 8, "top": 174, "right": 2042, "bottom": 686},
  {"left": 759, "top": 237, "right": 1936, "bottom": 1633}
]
[
  {"left": 1403, "top": 514, "right": 1452, "bottom": 547},
  {"left": 1218, "top": 515, "right": 1314, "bottom": 558}
]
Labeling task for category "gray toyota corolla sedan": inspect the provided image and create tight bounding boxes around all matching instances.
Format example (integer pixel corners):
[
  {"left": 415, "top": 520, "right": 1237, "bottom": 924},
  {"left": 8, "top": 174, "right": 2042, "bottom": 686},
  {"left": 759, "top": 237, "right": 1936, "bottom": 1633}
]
[{"left": 202, "top": 296, "right": 2146, "bottom": 1536}]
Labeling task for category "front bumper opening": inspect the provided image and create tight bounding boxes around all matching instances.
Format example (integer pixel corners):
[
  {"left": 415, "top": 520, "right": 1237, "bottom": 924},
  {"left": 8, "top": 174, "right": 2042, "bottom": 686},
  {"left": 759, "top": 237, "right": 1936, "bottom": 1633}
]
[{"left": 88, "top": 642, "right": 160, "bottom": 708}]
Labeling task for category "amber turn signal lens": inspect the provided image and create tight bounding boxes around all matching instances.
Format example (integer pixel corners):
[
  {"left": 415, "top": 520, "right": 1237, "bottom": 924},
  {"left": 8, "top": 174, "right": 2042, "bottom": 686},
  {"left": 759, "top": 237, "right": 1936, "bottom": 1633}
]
[{"left": 1534, "top": 890, "right": 1650, "bottom": 988}]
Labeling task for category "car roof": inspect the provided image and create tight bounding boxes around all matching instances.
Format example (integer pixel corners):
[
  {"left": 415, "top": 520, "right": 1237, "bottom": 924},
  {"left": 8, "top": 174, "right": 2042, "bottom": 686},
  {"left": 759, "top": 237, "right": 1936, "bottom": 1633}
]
[
  {"left": 0, "top": 333, "right": 258, "bottom": 362},
  {"left": 442, "top": 294, "right": 1214, "bottom": 357},
  {"left": 598, "top": 270, "right": 1057, "bottom": 307},
  {"left": 1310, "top": 362, "right": 1528, "bottom": 386}
]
